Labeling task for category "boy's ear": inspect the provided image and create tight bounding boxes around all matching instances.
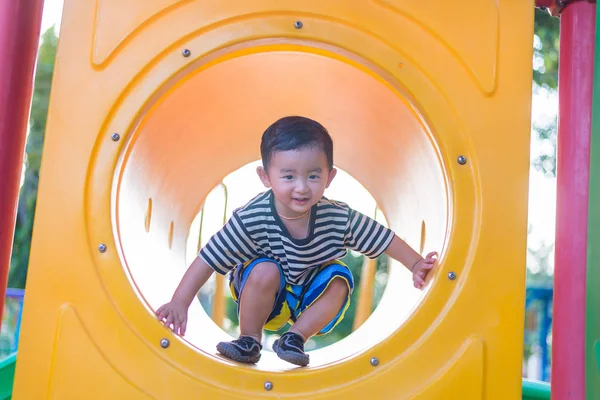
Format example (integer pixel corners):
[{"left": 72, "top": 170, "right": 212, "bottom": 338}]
[
  {"left": 325, "top": 167, "right": 337, "bottom": 188},
  {"left": 256, "top": 166, "right": 271, "bottom": 188}
]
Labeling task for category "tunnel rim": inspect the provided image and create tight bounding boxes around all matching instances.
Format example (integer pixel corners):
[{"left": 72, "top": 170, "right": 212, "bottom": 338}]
[{"left": 83, "top": 36, "right": 480, "bottom": 395}]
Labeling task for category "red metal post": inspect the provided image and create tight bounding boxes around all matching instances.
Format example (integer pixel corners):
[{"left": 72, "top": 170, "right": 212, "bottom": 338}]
[
  {"left": 552, "top": 2, "right": 596, "bottom": 399},
  {"left": 0, "top": 0, "right": 45, "bottom": 326}
]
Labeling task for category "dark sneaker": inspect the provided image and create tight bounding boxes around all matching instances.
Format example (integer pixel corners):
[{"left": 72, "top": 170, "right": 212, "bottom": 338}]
[
  {"left": 272, "top": 332, "right": 309, "bottom": 366},
  {"left": 216, "top": 336, "right": 262, "bottom": 364}
]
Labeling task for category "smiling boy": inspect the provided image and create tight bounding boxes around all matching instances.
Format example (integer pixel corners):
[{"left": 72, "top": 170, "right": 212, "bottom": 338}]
[{"left": 156, "top": 116, "right": 437, "bottom": 366}]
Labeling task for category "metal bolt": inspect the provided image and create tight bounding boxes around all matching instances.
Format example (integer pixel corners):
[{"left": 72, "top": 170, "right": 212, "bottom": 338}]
[
  {"left": 457, "top": 155, "right": 467, "bottom": 165},
  {"left": 98, "top": 244, "right": 107, "bottom": 253},
  {"left": 448, "top": 271, "right": 457, "bottom": 280},
  {"left": 294, "top": 21, "right": 303, "bottom": 29},
  {"left": 111, "top": 133, "right": 120, "bottom": 141},
  {"left": 370, "top": 357, "right": 379, "bottom": 366},
  {"left": 264, "top": 381, "right": 273, "bottom": 391},
  {"left": 160, "top": 338, "right": 170, "bottom": 348},
  {"left": 182, "top": 49, "right": 191, "bottom": 57}
]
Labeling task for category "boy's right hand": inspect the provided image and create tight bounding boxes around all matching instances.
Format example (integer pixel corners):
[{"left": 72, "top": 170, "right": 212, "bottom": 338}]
[{"left": 156, "top": 301, "right": 188, "bottom": 336}]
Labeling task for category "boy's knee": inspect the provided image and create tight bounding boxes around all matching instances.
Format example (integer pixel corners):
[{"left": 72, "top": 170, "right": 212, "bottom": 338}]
[
  {"left": 246, "top": 261, "right": 281, "bottom": 291},
  {"left": 327, "top": 277, "right": 349, "bottom": 300}
]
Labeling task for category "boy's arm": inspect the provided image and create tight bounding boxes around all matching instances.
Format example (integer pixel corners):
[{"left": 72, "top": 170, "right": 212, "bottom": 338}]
[
  {"left": 384, "top": 235, "right": 437, "bottom": 289},
  {"left": 344, "top": 207, "right": 436, "bottom": 289},
  {"left": 156, "top": 256, "right": 214, "bottom": 335},
  {"left": 384, "top": 235, "right": 423, "bottom": 272},
  {"left": 171, "top": 256, "right": 215, "bottom": 307}
]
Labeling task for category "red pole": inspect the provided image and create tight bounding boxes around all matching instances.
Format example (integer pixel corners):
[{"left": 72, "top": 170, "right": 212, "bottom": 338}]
[
  {"left": 552, "top": 2, "right": 596, "bottom": 399},
  {"left": 0, "top": 0, "right": 45, "bottom": 325}
]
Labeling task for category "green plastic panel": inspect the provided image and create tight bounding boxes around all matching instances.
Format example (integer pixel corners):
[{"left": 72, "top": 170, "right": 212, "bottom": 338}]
[
  {"left": 522, "top": 379, "right": 551, "bottom": 400},
  {"left": 587, "top": 3, "right": 600, "bottom": 399},
  {"left": 0, "top": 354, "right": 16, "bottom": 400}
]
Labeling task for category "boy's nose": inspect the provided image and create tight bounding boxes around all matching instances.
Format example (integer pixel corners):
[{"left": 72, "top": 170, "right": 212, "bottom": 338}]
[{"left": 296, "top": 180, "right": 309, "bottom": 192}]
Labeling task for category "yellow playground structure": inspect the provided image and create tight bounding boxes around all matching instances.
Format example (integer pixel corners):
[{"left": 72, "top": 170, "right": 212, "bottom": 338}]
[{"left": 7, "top": 0, "right": 544, "bottom": 398}]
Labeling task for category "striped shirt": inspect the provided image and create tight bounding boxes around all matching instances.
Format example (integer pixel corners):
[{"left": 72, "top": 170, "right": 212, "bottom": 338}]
[{"left": 199, "top": 190, "right": 395, "bottom": 285}]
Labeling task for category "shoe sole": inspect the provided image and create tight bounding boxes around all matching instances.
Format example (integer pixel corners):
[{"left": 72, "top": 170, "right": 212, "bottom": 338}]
[
  {"left": 216, "top": 342, "right": 261, "bottom": 364},
  {"left": 272, "top": 342, "right": 309, "bottom": 367}
]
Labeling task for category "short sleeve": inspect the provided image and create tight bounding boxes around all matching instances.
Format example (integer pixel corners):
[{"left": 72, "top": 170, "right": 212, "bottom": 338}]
[
  {"left": 344, "top": 208, "right": 394, "bottom": 258},
  {"left": 199, "top": 212, "right": 259, "bottom": 275}
]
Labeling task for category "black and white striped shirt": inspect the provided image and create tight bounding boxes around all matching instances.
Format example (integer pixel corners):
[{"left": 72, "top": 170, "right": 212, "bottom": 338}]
[{"left": 199, "top": 190, "right": 395, "bottom": 285}]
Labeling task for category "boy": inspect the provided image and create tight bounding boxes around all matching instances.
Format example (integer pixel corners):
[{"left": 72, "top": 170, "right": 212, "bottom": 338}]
[{"left": 156, "top": 116, "right": 437, "bottom": 366}]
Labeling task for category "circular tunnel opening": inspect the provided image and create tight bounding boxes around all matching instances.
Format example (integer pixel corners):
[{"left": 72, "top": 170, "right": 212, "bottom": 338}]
[{"left": 115, "top": 49, "right": 447, "bottom": 369}]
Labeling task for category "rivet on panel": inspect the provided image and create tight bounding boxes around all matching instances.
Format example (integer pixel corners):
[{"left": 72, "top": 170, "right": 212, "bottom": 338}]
[
  {"left": 264, "top": 381, "right": 273, "bottom": 391},
  {"left": 457, "top": 155, "right": 467, "bottom": 165},
  {"left": 98, "top": 244, "right": 107, "bottom": 253},
  {"left": 294, "top": 21, "right": 303, "bottom": 29},
  {"left": 160, "top": 338, "right": 170, "bottom": 348},
  {"left": 370, "top": 357, "right": 379, "bottom": 366},
  {"left": 448, "top": 271, "right": 457, "bottom": 280},
  {"left": 182, "top": 49, "right": 191, "bottom": 57},
  {"left": 111, "top": 133, "right": 120, "bottom": 141}
]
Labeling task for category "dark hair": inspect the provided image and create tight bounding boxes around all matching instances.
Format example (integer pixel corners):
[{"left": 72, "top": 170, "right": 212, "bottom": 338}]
[{"left": 260, "top": 116, "right": 334, "bottom": 170}]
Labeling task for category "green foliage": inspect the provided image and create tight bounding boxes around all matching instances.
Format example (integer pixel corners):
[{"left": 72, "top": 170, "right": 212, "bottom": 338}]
[
  {"left": 532, "top": 119, "right": 557, "bottom": 177},
  {"left": 533, "top": 9, "right": 560, "bottom": 90},
  {"left": 532, "top": 9, "right": 560, "bottom": 177},
  {"left": 526, "top": 240, "right": 555, "bottom": 286},
  {"left": 8, "top": 27, "right": 58, "bottom": 289}
]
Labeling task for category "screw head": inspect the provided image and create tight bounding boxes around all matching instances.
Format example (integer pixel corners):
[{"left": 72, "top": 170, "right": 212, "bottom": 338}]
[
  {"left": 448, "top": 271, "right": 457, "bottom": 280},
  {"left": 182, "top": 49, "right": 191, "bottom": 57},
  {"left": 264, "top": 381, "right": 273, "bottom": 391},
  {"left": 111, "top": 133, "right": 120, "bottom": 141},
  {"left": 370, "top": 357, "right": 379, "bottom": 366},
  {"left": 160, "top": 338, "right": 170, "bottom": 348},
  {"left": 294, "top": 20, "right": 303, "bottom": 29},
  {"left": 457, "top": 155, "right": 467, "bottom": 165},
  {"left": 98, "top": 244, "right": 107, "bottom": 253}
]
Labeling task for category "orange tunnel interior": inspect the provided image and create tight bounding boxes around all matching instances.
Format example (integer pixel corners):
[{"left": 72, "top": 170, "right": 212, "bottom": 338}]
[{"left": 116, "top": 49, "right": 448, "bottom": 368}]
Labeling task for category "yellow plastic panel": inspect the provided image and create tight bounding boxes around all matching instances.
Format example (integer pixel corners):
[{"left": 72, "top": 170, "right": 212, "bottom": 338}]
[
  {"left": 13, "top": 0, "right": 534, "bottom": 398},
  {"left": 48, "top": 306, "right": 153, "bottom": 399}
]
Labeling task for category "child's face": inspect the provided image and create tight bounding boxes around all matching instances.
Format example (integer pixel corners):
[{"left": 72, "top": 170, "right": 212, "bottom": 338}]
[{"left": 257, "top": 147, "right": 337, "bottom": 217}]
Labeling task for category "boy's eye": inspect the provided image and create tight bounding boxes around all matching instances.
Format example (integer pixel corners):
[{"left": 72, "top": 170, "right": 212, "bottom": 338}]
[
  {"left": 283, "top": 175, "right": 294, "bottom": 180},
  {"left": 309, "top": 175, "right": 320, "bottom": 180}
]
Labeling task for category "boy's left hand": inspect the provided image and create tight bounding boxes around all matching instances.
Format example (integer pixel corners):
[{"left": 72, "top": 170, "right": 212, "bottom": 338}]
[{"left": 412, "top": 251, "right": 437, "bottom": 289}]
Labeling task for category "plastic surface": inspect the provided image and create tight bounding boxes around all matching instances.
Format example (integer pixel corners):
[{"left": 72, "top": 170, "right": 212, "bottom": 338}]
[
  {"left": 0, "top": 354, "right": 16, "bottom": 400},
  {"left": 587, "top": 3, "right": 600, "bottom": 399},
  {"left": 552, "top": 3, "right": 596, "bottom": 399},
  {"left": 521, "top": 379, "right": 551, "bottom": 400},
  {"left": 13, "top": 1, "right": 534, "bottom": 398}
]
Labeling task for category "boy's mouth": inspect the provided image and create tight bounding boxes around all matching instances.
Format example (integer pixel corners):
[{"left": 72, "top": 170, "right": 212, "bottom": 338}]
[{"left": 292, "top": 197, "right": 309, "bottom": 203}]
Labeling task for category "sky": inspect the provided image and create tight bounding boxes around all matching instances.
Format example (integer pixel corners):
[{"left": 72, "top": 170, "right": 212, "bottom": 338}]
[{"left": 38, "top": 0, "right": 558, "bottom": 274}]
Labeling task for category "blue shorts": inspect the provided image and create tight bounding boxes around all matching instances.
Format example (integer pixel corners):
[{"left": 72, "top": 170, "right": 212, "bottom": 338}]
[{"left": 228, "top": 257, "right": 354, "bottom": 335}]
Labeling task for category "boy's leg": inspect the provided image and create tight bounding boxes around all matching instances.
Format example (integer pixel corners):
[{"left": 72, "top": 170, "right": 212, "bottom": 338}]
[
  {"left": 273, "top": 262, "right": 353, "bottom": 366},
  {"left": 238, "top": 261, "right": 282, "bottom": 342},
  {"left": 217, "top": 259, "right": 285, "bottom": 363},
  {"left": 289, "top": 277, "right": 349, "bottom": 340}
]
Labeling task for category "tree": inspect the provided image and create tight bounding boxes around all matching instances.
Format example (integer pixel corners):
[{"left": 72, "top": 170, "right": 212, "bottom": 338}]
[
  {"left": 533, "top": 9, "right": 560, "bottom": 90},
  {"left": 532, "top": 9, "right": 560, "bottom": 177},
  {"left": 8, "top": 27, "right": 58, "bottom": 288}
]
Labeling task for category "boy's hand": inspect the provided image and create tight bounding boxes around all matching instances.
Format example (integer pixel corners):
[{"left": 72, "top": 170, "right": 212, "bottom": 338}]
[
  {"left": 411, "top": 251, "right": 438, "bottom": 289},
  {"left": 156, "top": 300, "right": 189, "bottom": 336}
]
